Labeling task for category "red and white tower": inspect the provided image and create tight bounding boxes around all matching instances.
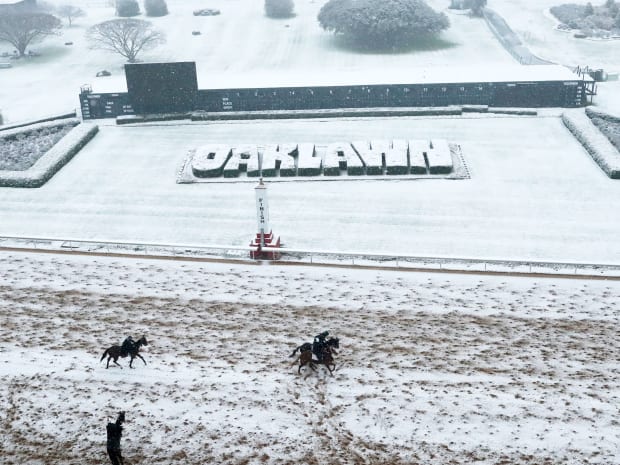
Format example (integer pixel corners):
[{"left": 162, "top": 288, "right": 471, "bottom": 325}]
[{"left": 250, "top": 178, "right": 281, "bottom": 259}]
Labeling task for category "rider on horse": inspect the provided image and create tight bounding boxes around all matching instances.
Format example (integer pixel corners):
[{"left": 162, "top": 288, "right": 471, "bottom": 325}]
[
  {"left": 120, "top": 336, "right": 134, "bottom": 358},
  {"left": 312, "top": 331, "right": 329, "bottom": 361}
]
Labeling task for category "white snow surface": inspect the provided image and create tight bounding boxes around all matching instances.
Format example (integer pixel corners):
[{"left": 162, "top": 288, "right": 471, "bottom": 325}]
[
  {"left": 0, "top": 250, "right": 619, "bottom": 465},
  {"left": 1, "top": 116, "right": 620, "bottom": 263},
  {"left": 1, "top": 2, "right": 620, "bottom": 464}
]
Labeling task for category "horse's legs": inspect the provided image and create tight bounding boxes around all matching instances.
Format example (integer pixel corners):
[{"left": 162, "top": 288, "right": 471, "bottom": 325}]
[
  {"left": 135, "top": 353, "right": 147, "bottom": 366},
  {"left": 111, "top": 356, "right": 122, "bottom": 369}
]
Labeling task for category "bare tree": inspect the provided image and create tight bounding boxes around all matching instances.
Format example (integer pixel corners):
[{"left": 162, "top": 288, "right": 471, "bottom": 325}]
[
  {"left": 56, "top": 5, "right": 86, "bottom": 27},
  {"left": 86, "top": 19, "right": 165, "bottom": 63},
  {"left": 0, "top": 12, "right": 62, "bottom": 57}
]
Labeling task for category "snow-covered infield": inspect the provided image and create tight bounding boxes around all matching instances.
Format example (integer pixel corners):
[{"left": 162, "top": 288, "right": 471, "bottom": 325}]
[
  {"left": 0, "top": 120, "right": 99, "bottom": 188},
  {"left": 562, "top": 109, "right": 620, "bottom": 179},
  {"left": 178, "top": 138, "right": 468, "bottom": 182}
]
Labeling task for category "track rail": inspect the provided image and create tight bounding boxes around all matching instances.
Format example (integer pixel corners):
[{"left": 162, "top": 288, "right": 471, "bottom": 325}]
[{"left": 1, "top": 235, "right": 619, "bottom": 281}]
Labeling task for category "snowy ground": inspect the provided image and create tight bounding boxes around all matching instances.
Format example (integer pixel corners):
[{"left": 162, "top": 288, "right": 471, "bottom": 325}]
[
  {"left": 489, "top": 0, "right": 620, "bottom": 115},
  {"left": 2, "top": 2, "right": 620, "bottom": 464},
  {"left": 1, "top": 250, "right": 619, "bottom": 465},
  {"left": 2, "top": 115, "right": 620, "bottom": 263},
  {"left": 0, "top": 0, "right": 533, "bottom": 124}
]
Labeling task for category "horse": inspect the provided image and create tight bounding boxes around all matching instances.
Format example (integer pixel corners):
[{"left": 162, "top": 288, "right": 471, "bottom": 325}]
[
  {"left": 292, "top": 344, "right": 336, "bottom": 375},
  {"left": 100, "top": 336, "right": 148, "bottom": 369},
  {"left": 290, "top": 337, "right": 340, "bottom": 359}
]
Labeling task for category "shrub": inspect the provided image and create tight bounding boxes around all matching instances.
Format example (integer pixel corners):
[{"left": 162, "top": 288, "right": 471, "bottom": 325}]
[
  {"left": 563, "top": 110, "right": 620, "bottom": 179},
  {"left": 116, "top": 0, "right": 140, "bottom": 17},
  {"left": 264, "top": 0, "right": 294, "bottom": 18},
  {"left": 144, "top": 0, "right": 168, "bottom": 17},
  {"left": 586, "top": 107, "right": 620, "bottom": 152},
  {"left": 550, "top": 4, "right": 587, "bottom": 24},
  {"left": 550, "top": 2, "right": 620, "bottom": 31}
]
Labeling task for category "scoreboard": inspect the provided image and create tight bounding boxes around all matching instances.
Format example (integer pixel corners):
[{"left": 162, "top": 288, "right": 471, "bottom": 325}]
[{"left": 124, "top": 62, "right": 199, "bottom": 114}]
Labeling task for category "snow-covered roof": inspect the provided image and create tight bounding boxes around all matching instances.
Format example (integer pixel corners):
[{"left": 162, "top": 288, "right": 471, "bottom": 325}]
[
  {"left": 197, "top": 64, "right": 591, "bottom": 90},
  {"left": 89, "top": 64, "right": 591, "bottom": 95}
]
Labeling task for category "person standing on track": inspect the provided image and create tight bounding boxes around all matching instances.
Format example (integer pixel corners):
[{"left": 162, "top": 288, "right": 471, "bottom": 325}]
[{"left": 106, "top": 411, "right": 125, "bottom": 465}]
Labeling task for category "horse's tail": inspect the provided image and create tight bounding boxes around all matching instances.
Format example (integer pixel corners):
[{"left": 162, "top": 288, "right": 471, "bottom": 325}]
[
  {"left": 290, "top": 346, "right": 300, "bottom": 357},
  {"left": 100, "top": 348, "right": 109, "bottom": 362},
  {"left": 291, "top": 355, "right": 300, "bottom": 366}
]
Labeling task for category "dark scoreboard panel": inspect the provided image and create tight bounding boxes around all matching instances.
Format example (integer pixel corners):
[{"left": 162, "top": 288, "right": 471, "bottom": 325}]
[{"left": 124, "top": 62, "right": 198, "bottom": 113}]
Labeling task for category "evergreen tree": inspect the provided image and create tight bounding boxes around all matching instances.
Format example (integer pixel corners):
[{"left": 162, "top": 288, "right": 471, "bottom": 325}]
[
  {"left": 583, "top": 2, "right": 594, "bottom": 17},
  {"left": 264, "top": 0, "right": 294, "bottom": 18},
  {"left": 116, "top": 0, "right": 140, "bottom": 17},
  {"left": 470, "top": 0, "right": 487, "bottom": 17},
  {"left": 144, "top": 0, "right": 168, "bottom": 17},
  {"left": 318, "top": 0, "right": 449, "bottom": 48}
]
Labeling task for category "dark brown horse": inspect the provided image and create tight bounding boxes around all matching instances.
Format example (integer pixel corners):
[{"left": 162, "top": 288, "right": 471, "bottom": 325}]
[
  {"left": 100, "top": 336, "right": 148, "bottom": 369},
  {"left": 290, "top": 337, "right": 339, "bottom": 359},
  {"left": 292, "top": 345, "right": 336, "bottom": 375}
]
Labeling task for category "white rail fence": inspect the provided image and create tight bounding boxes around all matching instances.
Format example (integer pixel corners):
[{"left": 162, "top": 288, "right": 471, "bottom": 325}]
[{"left": 1, "top": 235, "right": 619, "bottom": 278}]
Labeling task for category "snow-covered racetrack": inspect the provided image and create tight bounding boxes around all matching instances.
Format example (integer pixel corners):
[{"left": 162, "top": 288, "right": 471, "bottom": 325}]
[
  {"left": 2, "top": 1, "right": 620, "bottom": 463},
  {"left": 1, "top": 251, "right": 619, "bottom": 465}
]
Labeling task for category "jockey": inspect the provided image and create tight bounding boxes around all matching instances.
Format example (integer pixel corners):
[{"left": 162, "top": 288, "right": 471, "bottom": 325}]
[
  {"left": 120, "top": 336, "right": 134, "bottom": 357},
  {"left": 312, "top": 331, "right": 329, "bottom": 361}
]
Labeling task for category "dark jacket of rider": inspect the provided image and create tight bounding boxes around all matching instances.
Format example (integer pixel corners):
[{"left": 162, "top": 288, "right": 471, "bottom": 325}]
[
  {"left": 312, "top": 331, "right": 329, "bottom": 360},
  {"left": 120, "top": 336, "right": 134, "bottom": 357}
]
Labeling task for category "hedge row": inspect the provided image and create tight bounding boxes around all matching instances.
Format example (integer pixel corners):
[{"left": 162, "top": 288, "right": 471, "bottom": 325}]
[
  {"left": 586, "top": 107, "right": 620, "bottom": 124},
  {"left": 116, "top": 106, "right": 534, "bottom": 125},
  {"left": 562, "top": 110, "right": 620, "bottom": 179},
  {"left": 190, "top": 107, "right": 464, "bottom": 121},
  {"left": 0, "top": 123, "right": 99, "bottom": 188},
  {"left": 0, "top": 112, "right": 77, "bottom": 132},
  {"left": 586, "top": 107, "right": 620, "bottom": 154},
  {"left": 0, "top": 118, "right": 80, "bottom": 140},
  {"left": 117, "top": 113, "right": 190, "bottom": 124}
]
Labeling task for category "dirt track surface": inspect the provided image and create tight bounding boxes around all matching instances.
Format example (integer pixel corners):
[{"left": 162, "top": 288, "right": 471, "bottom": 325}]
[{"left": 1, "top": 251, "right": 619, "bottom": 465}]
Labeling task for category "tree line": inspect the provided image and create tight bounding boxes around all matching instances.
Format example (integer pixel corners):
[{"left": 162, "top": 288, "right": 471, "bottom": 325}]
[{"left": 0, "top": 0, "right": 454, "bottom": 63}]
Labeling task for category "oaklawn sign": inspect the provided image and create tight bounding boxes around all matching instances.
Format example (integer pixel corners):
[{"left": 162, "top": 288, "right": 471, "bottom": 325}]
[{"left": 178, "top": 138, "right": 468, "bottom": 182}]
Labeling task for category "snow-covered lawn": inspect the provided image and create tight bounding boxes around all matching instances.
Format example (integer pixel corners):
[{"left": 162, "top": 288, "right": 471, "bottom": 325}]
[
  {"left": 1, "top": 250, "right": 618, "bottom": 465},
  {"left": 491, "top": 0, "right": 620, "bottom": 70},
  {"left": 1, "top": 115, "right": 619, "bottom": 263},
  {"left": 488, "top": 0, "right": 620, "bottom": 115}
]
